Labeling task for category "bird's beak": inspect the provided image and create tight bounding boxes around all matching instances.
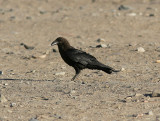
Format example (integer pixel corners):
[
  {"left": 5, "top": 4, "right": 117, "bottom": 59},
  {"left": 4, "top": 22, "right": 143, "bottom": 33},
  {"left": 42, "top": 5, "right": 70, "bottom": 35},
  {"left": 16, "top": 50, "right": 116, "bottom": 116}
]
[{"left": 51, "top": 40, "right": 58, "bottom": 46}]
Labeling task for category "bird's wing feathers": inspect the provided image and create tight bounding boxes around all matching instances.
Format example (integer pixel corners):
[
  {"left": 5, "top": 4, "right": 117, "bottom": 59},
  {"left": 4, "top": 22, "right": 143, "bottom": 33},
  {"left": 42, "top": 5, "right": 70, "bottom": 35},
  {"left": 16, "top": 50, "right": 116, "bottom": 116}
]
[{"left": 66, "top": 48, "right": 97, "bottom": 65}]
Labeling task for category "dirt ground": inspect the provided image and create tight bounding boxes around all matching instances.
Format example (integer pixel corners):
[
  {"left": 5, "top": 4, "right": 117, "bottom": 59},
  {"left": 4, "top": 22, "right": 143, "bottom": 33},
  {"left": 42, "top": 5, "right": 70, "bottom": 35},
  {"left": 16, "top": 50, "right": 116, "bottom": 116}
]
[{"left": 0, "top": 0, "right": 160, "bottom": 121}]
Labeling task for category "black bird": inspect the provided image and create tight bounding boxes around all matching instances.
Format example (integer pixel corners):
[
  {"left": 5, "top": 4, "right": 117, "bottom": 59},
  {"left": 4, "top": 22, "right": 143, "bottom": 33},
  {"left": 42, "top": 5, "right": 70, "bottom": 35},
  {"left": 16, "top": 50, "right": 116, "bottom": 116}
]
[{"left": 51, "top": 37, "right": 119, "bottom": 80}]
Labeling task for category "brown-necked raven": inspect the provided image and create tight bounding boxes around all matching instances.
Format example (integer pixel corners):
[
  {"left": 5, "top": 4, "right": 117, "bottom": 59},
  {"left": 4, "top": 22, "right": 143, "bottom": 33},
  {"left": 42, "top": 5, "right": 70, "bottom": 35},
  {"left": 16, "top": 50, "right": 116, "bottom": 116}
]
[{"left": 51, "top": 37, "right": 119, "bottom": 80}]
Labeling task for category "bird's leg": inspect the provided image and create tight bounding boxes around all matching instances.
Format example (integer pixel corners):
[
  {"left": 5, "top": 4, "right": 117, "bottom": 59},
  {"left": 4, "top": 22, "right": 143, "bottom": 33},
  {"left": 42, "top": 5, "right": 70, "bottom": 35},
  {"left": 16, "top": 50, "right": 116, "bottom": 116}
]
[{"left": 71, "top": 68, "right": 81, "bottom": 81}]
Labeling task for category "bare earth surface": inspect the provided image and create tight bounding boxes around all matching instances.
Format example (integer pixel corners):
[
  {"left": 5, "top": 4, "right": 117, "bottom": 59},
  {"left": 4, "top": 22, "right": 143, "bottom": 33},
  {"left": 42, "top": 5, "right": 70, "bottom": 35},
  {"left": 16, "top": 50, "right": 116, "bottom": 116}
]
[{"left": 0, "top": 0, "right": 160, "bottom": 121}]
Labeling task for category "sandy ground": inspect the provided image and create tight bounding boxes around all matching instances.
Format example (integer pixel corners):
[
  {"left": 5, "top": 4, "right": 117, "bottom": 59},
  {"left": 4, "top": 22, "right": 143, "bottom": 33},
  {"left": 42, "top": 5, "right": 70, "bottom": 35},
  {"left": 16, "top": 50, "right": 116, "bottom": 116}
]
[{"left": 0, "top": 0, "right": 160, "bottom": 121}]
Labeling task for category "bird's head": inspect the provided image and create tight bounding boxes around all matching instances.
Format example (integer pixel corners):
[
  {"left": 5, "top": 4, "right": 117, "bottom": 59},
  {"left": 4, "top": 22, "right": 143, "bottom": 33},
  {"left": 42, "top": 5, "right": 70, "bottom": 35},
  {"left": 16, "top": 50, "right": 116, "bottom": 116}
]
[
  {"left": 51, "top": 37, "right": 71, "bottom": 50},
  {"left": 51, "top": 37, "right": 68, "bottom": 46}
]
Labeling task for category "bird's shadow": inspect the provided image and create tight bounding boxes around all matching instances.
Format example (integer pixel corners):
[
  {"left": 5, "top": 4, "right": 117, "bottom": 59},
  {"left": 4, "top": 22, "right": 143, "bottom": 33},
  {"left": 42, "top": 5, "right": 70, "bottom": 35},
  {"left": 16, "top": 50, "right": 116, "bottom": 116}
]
[{"left": 0, "top": 78, "right": 56, "bottom": 82}]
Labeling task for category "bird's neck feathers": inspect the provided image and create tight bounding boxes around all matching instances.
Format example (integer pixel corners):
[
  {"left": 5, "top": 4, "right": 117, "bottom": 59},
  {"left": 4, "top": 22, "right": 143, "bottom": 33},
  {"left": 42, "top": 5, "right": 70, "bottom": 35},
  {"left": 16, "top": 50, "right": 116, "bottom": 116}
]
[{"left": 58, "top": 41, "right": 73, "bottom": 52}]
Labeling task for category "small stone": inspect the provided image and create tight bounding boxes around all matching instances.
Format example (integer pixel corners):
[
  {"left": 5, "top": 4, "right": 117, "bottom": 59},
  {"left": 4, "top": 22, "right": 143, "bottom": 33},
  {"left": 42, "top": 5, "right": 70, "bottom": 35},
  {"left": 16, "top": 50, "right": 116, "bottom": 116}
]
[
  {"left": 0, "top": 94, "right": 7, "bottom": 103},
  {"left": 125, "top": 97, "right": 132, "bottom": 102},
  {"left": 82, "top": 82, "right": 85, "bottom": 84},
  {"left": 126, "top": 97, "right": 132, "bottom": 100},
  {"left": 55, "top": 72, "right": 65, "bottom": 76},
  {"left": 20, "top": 43, "right": 34, "bottom": 50},
  {"left": 76, "top": 35, "right": 81, "bottom": 38},
  {"left": 96, "top": 44, "right": 108, "bottom": 48},
  {"left": 7, "top": 110, "right": 12, "bottom": 113},
  {"left": 137, "top": 47, "right": 145, "bottom": 52},
  {"left": 71, "top": 90, "right": 76, "bottom": 94},
  {"left": 26, "top": 70, "right": 36, "bottom": 74},
  {"left": 61, "top": 66, "right": 66, "bottom": 69},
  {"left": 149, "top": 13, "right": 154, "bottom": 17},
  {"left": 39, "top": 11, "right": 47, "bottom": 14},
  {"left": 10, "top": 103, "right": 16, "bottom": 107},
  {"left": 6, "top": 52, "right": 14, "bottom": 54},
  {"left": 128, "top": 42, "right": 137, "bottom": 46},
  {"left": 156, "top": 47, "right": 160, "bottom": 52},
  {"left": 26, "top": 16, "right": 32, "bottom": 20},
  {"left": 96, "top": 38, "right": 105, "bottom": 42},
  {"left": 135, "top": 93, "right": 143, "bottom": 97},
  {"left": 41, "top": 97, "right": 49, "bottom": 100},
  {"left": 3, "top": 83, "right": 8, "bottom": 86},
  {"left": 10, "top": 16, "right": 15, "bottom": 20},
  {"left": 133, "top": 88, "right": 139, "bottom": 91},
  {"left": 148, "top": 111, "right": 154, "bottom": 116},
  {"left": 121, "top": 68, "right": 125, "bottom": 71},
  {"left": 29, "top": 118, "right": 39, "bottom": 121},
  {"left": 156, "top": 60, "right": 160, "bottom": 63},
  {"left": 53, "top": 49, "right": 57, "bottom": 52},
  {"left": 152, "top": 89, "right": 160, "bottom": 97},
  {"left": 63, "top": 88, "right": 70, "bottom": 94},
  {"left": 127, "top": 13, "right": 137, "bottom": 17},
  {"left": 118, "top": 5, "right": 130, "bottom": 10},
  {"left": 0, "top": 71, "right": 3, "bottom": 75},
  {"left": 129, "top": 114, "right": 138, "bottom": 117},
  {"left": 38, "top": 54, "right": 47, "bottom": 59}
]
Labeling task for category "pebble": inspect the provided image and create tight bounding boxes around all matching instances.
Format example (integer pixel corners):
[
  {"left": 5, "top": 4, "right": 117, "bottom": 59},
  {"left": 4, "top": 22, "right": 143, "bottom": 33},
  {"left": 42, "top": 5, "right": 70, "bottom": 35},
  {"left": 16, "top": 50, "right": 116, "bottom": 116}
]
[
  {"left": 26, "top": 70, "right": 36, "bottom": 74},
  {"left": 7, "top": 110, "right": 12, "bottom": 113},
  {"left": 38, "top": 54, "right": 47, "bottom": 59},
  {"left": 137, "top": 47, "right": 145, "bottom": 52},
  {"left": 71, "top": 90, "right": 76, "bottom": 94},
  {"left": 133, "top": 88, "right": 139, "bottom": 91},
  {"left": 149, "top": 13, "right": 154, "bottom": 17},
  {"left": 81, "top": 82, "right": 85, "bottom": 84},
  {"left": 118, "top": 5, "right": 130, "bottom": 10},
  {"left": 128, "top": 42, "right": 137, "bottom": 46},
  {"left": 127, "top": 13, "right": 137, "bottom": 17},
  {"left": 0, "top": 94, "right": 7, "bottom": 103},
  {"left": 29, "top": 118, "right": 39, "bottom": 121},
  {"left": 6, "top": 52, "right": 14, "bottom": 54},
  {"left": 61, "top": 66, "right": 66, "bottom": 69},
  {"left": 121, "top": 67, "right": 125, "bottom": 71},
  {"left": 126, "top": 96, "right": 132, "bottom": 100},
  {"left": 39, "top": 10, "right": 47, "bottom": 14},
  {"left": 0, "top": 71, "right": 3, "bottom": 75},
  {"left": 20, "top": 43, "right": 34, "bottom": 50},
  {"left": 55, "top": 72, "right": 65, "bottom": 76},
  {"left": 10, "top": 16, "right": 15, "bottom": 21},
  {"left": 26, "top": 16, "right": 32, "bottom": 20},
  {"left": 96, "top": 38, "right": 105, "bottom": 42},
  {"left": 96, "top": 44, "right": 108, "bottom": 48},
  {"left": 63, "top": 88, "right": 70, "bottom": 94},
  {"left": 156, "top": 60, "right": 160, "bottom": 63},
  {"left": 10, "top": 102, "right": 16, "bottom": 107},
  {"left": 152, "top": 89, "right": 160, "bottom": 97},
  {"left": 53, "top": 49, "right": 57, "bottom": 52},
  {"left": 41, "top": 97, "right": 49, "bottom": 100},
  {"left": 156, "top": 47, "right": 160, "bottom": 52},
  {"left": 135, "top": 93, "right": 143, "bottom": 97},
  {"left": 4, "top": 83, "right": 8, "bottom": 86},
  {"left": 148, "top": 111, "right": 154, "bottom": 116}
]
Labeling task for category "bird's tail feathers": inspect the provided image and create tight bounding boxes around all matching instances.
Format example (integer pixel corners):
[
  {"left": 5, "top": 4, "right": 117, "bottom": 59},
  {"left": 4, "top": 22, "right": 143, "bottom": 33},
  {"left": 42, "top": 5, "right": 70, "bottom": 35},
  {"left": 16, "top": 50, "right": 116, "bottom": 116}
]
[{"left": 94, "top": 63, "right": 120, "bottom": 74}]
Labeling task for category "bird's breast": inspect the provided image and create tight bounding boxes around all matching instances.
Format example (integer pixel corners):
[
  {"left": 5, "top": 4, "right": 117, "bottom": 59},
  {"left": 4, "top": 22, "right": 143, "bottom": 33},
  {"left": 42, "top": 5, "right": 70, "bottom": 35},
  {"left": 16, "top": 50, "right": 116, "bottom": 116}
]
[{"left": 59, "top": 50, "right": 74, "bottom": 66}]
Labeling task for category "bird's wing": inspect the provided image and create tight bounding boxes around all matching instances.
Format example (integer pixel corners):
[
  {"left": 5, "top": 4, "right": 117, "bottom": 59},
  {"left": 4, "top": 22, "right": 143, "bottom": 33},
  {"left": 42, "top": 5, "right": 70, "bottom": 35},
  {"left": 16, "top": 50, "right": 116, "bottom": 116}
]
[{"left": 66, "top": 48, "right": 97, "bottom": 65}]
